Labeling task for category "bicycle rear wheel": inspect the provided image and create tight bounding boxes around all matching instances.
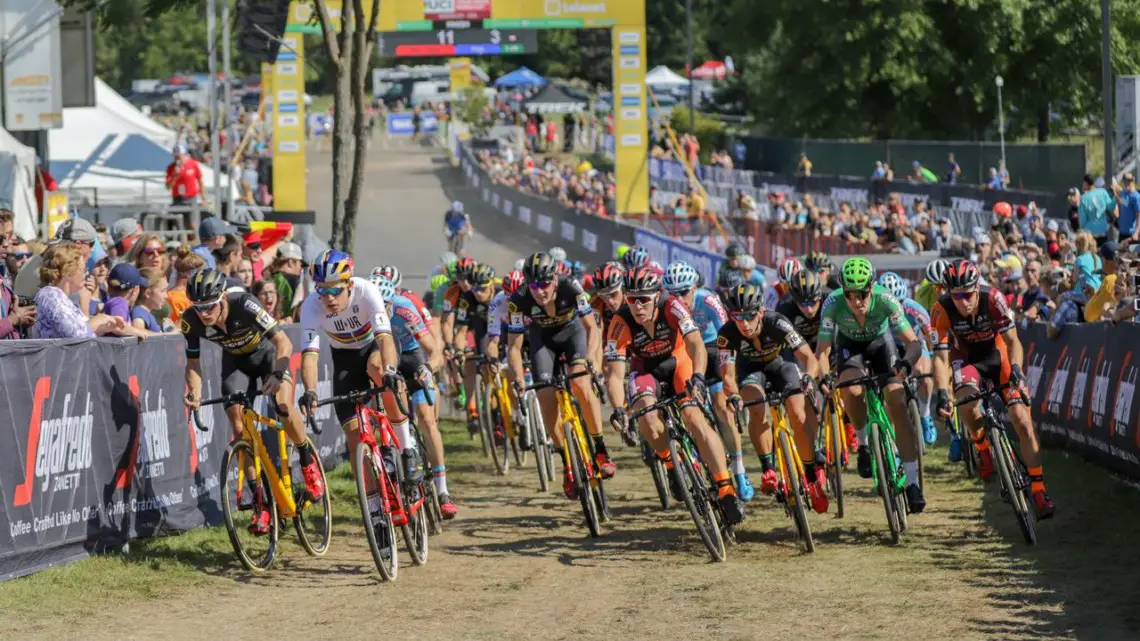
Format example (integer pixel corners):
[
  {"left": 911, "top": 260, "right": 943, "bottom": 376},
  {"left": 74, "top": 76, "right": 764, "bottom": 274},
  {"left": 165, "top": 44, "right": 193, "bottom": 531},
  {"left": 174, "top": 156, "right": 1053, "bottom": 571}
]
[
  {"left": 401, "top": 484, "right": 430, "bottom": 566},
  {"left": 221, "top": 440, "right": 279, "bottom": 572},
  {"left": 411, "top": 427, "right": 444, "bottom": 536},
  {"left": 565, "top": 422, "right": 602, "bottom": 537},
  {"left": 777, "top": 430, "right": 815, "bottom": 553},
  {"left": 643, "top": 439, "right": 671, "bottom": 510},
  {"left": 475, "top": 374, "right": 492, "bottom": 459},
  {"left": 992, "top": 425, "right": 1037, "bottom": 545},
  {"left": 868, "top": 423, "right": 902, "bottom": 543},
  {"left": 826, "top": 402, "right": 846, "bottom": 519},
  {"left": 669, "top": 437, "right": 726, "bottom": 562},
  {"left": 905, "top": 393, "right": 925, "bottom": 489},
  {"left": 488, "top": 399, "right": 509, "bottom": 475},
  {"left": 354, "top": 442, "right": 398, "bottom": 581},
  {"left": 292, "top": 439, "right": 332, "bottom": 556}
]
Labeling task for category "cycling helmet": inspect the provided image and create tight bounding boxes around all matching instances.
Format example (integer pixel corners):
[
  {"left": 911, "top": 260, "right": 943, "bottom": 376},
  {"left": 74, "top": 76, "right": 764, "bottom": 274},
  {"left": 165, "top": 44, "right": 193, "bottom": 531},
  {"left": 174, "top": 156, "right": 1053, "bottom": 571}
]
[
  {"left": 840, "top": 257, "right": 875, "bottom": 291},
  {"left": 925, "top": 258, "right": 950, "bottom": 286},
  {"left": 725, "top": 243, "right": 745, "bottom": 260},
  {"left": 371, "top": 275, "right": 396, "bottom": 302},
  {"left": 555, "top": 260, "right": 572, "bottom": 277},
  {"left": 778, "top": 257, "right": 802, "bottom": 283},
  {"left": 186, "top": 268, "right": 229, "bottom": 304},
  {"left": 570, "top": 260, "right": 584, "bottom": 278},
  {"left": 469, "top": 263, "right": 496, "bottom": 287},
  {"left": 311, "top": 249, "right": 354, "bottom": 284},
  {"left": 455, "top": 256, "right": 477, "bottom": 281},
  {"left": 549, "top": 246, "right": 567, "bottom": 263},
  {"left": 451, "top": 200, "right": 464, "bottom": 213},
  {"left": 717, "top": 268, "right": 746, "bottom": 291},
  {"left": 522, "top": 251, "right": 558, "bottom": 282},
  {"left": 581, "top": 274, "right": 595, "bottom": 291},
  {"left": 513, "top": 258, "right": 525, "bottom": 271},
  {"left": 788, "top": 269, "right": 823, "bottom": 302},
  {"left": 944, "top": 259, "right": 981, "bottom": 290},
  {"left": 663, "top": 261, "right": 700, "bottom": 293},
  {"left": 878, "top": 272, "right": 908, "bottom": 300},
  {"left": 429, "top": 273, "right": 449, "bottom": 291},
  {"left": 737, "top": 254, "right": 756, "bottom": 271},
  {"left": 624, "top": 265, "right": 662, "bottom": 294},
  {"left": 594, "top": 261, "right": 624, "bottom": 292},
  {"left": 502, "top": 269, "right": 525, "bottom": 295},
  {"left": 723, "top": 284, "right": 764, "bottom": 313},
  {"left": 439, "top": 251, "right": 458, "bottom": 266},
  {"left": 372, "top": 264, "right": 402, "bottom": 289},
  {"left": 622, "top": 245, "right": 650, "bottom": 269},
  {"left": 804, "top": 250, "right": 830, "bottom": 272}
]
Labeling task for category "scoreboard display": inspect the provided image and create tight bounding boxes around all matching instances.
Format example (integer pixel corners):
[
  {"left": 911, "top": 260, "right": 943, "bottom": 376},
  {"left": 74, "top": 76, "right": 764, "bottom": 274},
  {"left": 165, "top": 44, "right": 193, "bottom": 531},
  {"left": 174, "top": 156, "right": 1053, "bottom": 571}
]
[{"left": 378, "top": 28, "right": 538, "bottom": 57}]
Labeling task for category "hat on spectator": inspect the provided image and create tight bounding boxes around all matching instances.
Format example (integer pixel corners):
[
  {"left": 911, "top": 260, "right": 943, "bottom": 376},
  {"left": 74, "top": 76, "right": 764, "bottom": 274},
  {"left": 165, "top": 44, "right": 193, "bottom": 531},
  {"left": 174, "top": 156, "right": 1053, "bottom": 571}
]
[
  {"left": 173, "top": 144, "right": 187, "bottom": 156},
  {"left": 198, "top": 216, "right": 234, "bottom": 241},
  {"left": 278, "top": 241, "right": 303, "bottom": 261},
  {"left": 1003, "top": 270, "right": 1024, "bottom": 282},
  {"left": 993, "top": 202, "right": 1012, "bottom": 218},
  {"left": 1099, "top": 241, "right": 1120, "bottom": 261},
  {"left": 1015, "top": 204, "right": 1028, "bottom": 217},
  {"left": 1068, "top": 187, "right": 1080, "bottom": 196},
  {"left": 108, "top": 263, "right": 149, "bottom": 289},
  {"left": 111, "top": 218, "right": 141, "bottom": 246},
  {"left": 244, "top": 230, "right": 263, "bottom": 246},
  {"left": 995, "top": 255, "right": 1023, "bottom": 273},
  {"left": 972, "top": 226, "right": 990, "bottom": 245},
  {"left": 1046, "top": 220, "right": 1060, "bottom": 232},
  {"left": 55, "top": 217, "right": 97, "bottom": 243}
]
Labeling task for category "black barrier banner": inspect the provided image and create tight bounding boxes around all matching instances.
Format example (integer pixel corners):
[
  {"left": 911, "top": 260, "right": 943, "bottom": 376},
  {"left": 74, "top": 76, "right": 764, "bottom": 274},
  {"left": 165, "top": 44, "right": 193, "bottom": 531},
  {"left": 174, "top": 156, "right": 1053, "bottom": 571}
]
[
  {"left": 0, "top": 327, "right": 343, "bottom": 580},
  {"left": 459, "top": 149, "right": 636, "bottom": 266},
  {"left": 1021, "top": 321, "right": 1140, "bottom": 480}
]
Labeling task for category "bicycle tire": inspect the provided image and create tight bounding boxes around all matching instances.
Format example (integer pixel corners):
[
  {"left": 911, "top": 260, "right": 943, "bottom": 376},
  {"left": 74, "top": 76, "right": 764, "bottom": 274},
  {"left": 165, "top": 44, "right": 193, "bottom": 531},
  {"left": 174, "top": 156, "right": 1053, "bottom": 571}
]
[
  {"left": 643, "top": 439, "right": 671, "bottom": 510},
  {"left": 670, "top": 436, "right": 726, "bottom": 562},
  {"left": 565, "top": 421, "right": 602, "bottom": 537},
  {"left": 292, "top": 439, "right": 332, "bottom": 556},
  {"left": 401, "top": 483, "right": 430, "bottom": 566},
  {"left": 881, "top": 425, "right": 909, "bottom": 534},
  {"left": 827, "top": 402, "right": 846, "bottom": 519},
  {"left": 526, "top": 392, "right": 550, "bottom": 492},
  {"left": 960, "top": 415, "right": 978, "bottom": 478},
  {"left": 906, "top": 394, "right": 925, "bottom": 490},
  {"left": 354, "top": 442, "right": 398, "bottom": 581},
  {"left": 868, "top": 422, "right": 902, "bottom": 543},
  {"left": 570, "top": 394, "right": 610, "bottom": 522},
  {"left": 475, "top": 374, "right": 492, "bottom": 459},
  {"left": 220, "top": 440, "right": 279, "bottom": 572},
  {"left": 410, "top": 426, "right": 444, "bottom": 536},
  {"left": 777, "top": 430, "right": 815, "bottom": 553},
  {"left": 992, "top": 424, "right": 1037, "bottom": 545},
  {"left": 487, "top": 399, "right": 509, "bottom": 475}
]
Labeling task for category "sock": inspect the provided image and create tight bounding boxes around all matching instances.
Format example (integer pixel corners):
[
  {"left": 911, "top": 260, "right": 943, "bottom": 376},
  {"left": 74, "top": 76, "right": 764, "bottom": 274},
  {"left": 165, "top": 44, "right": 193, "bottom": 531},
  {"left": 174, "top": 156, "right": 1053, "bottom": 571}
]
[
  {"left": 759, "top": 453, "right": 775, "bottom": 473},
  {"left": 918, "top": 387, "right": 932, "bottom": 417},
  {"left": 857, "top": 428, "right": 868, "bottom": 447},
  {"left": 297, "top": 441, "right": 314, "bottom": 466},
  {"left": 730, "top": 450, "right": 746, "bottom": 475},
  {"left": 1028, "top": 466, "right": 1045, "bottom": 493},
  {"left": 904, "top": 461, "right": 918, "bottom": 486},
  {"left": 656, "top": 449, "right": 674, "bottom": 470},
  {"left": 393, "top": 418, "right": 414, "bottom": 451},
  {"left": 432, "top": 466, "right": 449, "bottom": 495},
  {"left": 593, "top": 435, "right": 608, "bottom": 457},
  {"left": 713, "top": 470, "right": 735, "bottom": 498}
]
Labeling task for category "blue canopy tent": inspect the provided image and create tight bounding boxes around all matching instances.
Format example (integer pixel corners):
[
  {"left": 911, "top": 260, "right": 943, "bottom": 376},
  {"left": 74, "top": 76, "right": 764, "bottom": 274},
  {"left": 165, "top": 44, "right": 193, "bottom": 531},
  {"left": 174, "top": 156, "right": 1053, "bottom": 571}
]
[{"left": 493, "top": 66, "right": 546, "bottom": 88}]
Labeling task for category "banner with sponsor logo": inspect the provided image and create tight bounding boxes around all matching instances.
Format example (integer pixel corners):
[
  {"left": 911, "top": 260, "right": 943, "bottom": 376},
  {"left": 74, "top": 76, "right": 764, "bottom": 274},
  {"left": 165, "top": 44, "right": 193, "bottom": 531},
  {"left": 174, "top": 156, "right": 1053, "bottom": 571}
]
[
  {"left": 633, "top": 227, "right": 778, "bottom": 288},
  {"left": 387, "top": 112, "right": 440, "bottom": 136},
  {"left": 0, "top": 327, "right": 343, "bottom": 580}
]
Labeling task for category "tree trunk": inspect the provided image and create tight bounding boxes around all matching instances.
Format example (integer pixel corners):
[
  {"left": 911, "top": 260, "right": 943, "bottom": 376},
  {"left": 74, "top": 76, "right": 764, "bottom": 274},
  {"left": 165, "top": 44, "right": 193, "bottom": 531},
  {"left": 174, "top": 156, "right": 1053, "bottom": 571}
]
[
  {"left": 329, "top": 8, "right": 355, "bottom": 250},
  {"left": 344, "top": 0, "right": 371, "bottom": 254},
  {"left": 1037, "top": 105, "right": 1051, "bottom": 143}
]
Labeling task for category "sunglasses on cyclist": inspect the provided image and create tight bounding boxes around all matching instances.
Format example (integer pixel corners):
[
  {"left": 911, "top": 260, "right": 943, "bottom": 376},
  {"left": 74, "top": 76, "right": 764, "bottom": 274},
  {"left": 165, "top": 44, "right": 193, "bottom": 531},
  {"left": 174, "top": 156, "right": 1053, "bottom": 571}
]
[
  {"left": 627, "top": 294, "right": 657, "bottom": 305},
  {"left": 193, "top": 299, "right": 222, "bottom": 311},
  {"left": 951, "top": 289, "right": 977, "bottom": 300},
  {"left": 317, "top": 285, "right": 347, "bottom": 296},
  {"left": 844, "top": 289, "right": 871, "bottom": 301},
  {"left": 528, "top": 279, "right": 555, "bottom": 291},
  {"left": 731, "top": 310, "right": 760, "bottom": 321},
  {"left": 795, "top": 297, "right": 820, "bottom": 306}
]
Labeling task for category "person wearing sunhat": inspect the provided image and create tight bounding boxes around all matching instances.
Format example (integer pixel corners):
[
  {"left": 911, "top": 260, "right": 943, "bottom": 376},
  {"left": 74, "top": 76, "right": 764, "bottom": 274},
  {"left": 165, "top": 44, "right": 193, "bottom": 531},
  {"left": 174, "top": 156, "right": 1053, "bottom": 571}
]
[
  {"left": 192, "top": 216, "right": 235, "bottom": 269},
  {"left": 110, "top": 217, "right": 143, "bottom": 258},
  {"left": 270, "top": 241, "right": 305, "bottom": 317}
]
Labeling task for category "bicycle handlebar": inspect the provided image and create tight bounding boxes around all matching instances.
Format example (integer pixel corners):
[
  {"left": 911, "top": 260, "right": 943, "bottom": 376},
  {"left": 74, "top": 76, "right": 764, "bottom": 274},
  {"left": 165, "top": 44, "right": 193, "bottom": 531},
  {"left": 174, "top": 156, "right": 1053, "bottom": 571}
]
[
  {"left": 307, "top": 381, "right": 410, "bottom": 432},
  {"left": 524, "top": 368, "right": 593, "bottom": 392},
  {"left": 192, "top": 392, "right": 302, "bottom": 432},
  {"left": 954, "top": 382, "right": 1012, "bottom": 408}
]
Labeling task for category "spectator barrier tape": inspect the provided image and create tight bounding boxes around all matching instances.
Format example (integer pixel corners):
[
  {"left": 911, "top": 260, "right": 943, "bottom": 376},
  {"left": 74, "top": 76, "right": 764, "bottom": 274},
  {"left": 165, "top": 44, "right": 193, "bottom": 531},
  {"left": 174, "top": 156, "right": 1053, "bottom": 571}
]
[{"left": 0, "top": 328, "right": 346, "bottom": 581}]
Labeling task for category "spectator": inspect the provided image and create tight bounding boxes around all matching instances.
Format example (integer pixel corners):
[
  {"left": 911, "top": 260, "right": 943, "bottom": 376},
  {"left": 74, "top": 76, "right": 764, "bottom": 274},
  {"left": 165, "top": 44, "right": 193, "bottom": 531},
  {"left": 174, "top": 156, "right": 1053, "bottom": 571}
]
[
  {"left": 110, "top": 217, "right": 143, "bottom": 258},
  {"left": 252, "top": 278, "right": 288, "bottom": 322},
  {"left": 14, "top": 217, "right": 98, "bottom": 300},
  {"left": 872, "top": 161, "right": 888, "bottom": 181},
  {"left": 236, "top": 256, "right": 255, "bottom": 288},
  {"left": 129, "top": 233, "right": 169, "bottom": 274},
  {"left": 5, "top": 236, "right": 30, "bottom": 282},
  {"left": 997, "top": 159, "right": 1011, "bottom": 189},
  {"left": 213, "top": 236, "right": 244, "bottom": 280},
  {"left": 0, "top": 241, "right": 33, "bottom": 339},
  {"left": 1071, "top": 231, "right": 1102, "bottom": 282},
  {"left": 1018, "top": 259, "right": 1050, "bottom": 321},
  {"left": 0, "top": 209, "right": 13, "bottom": 283},
  {"left": 270, "top": 241, "right": 304, "bottom": 314},
  {"left": 1108, "top": 269, "right": 1139, "bottom": 323},
  {"left": 796, "top": 153, "right": 812, "bottom": 177},
  {"left": 911, "top": 160, "right": 938, "bottom": 184},
  {"left": 165, "top": 144, "right": 205, "bottom": 207},
  {"left": 31, "top": 243, "right": 122, "bottom": 339},
  {"left": 1118, "top": 173, "right": 1140, "bottom": 243},
  {"left": 103, "top": 263, "right": 148, "bottom": 323},
  {"left": 132, "top": 267, "right": 171, "bottom": 332},
  {"left": 944, "top": 153, "right": 961, "bottom": 184},
  {"left": 192, "top": 216, "right": 234, "bottom": 269},
  {"left": 986, "top": 167, "right": 1004, "bottom": 191},
  {"left": 167, "top": 245, "right": 206, "bottom": 322},
  {"left": 1078, "top": 173, "right": 1115, "bottom": 246},
  {"left": 1048, "top": 273, "right": 1097, "bottom": 339}
]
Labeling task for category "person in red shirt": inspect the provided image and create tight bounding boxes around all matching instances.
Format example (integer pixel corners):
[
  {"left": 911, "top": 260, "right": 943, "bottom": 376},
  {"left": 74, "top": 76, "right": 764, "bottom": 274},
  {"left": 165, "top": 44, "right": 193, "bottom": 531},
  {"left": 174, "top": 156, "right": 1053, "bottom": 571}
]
[
  {"left": 165, "top": 145, "right": 205, "bottom": 206},
  {"left": 35, "top": 162, "right": 57, "bottom": 217}
]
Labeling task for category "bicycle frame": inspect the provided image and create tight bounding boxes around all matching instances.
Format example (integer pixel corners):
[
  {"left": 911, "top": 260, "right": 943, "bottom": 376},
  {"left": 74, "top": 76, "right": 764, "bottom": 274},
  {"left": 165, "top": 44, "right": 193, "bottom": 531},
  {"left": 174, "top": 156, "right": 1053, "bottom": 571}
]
[
  {"left": 820, "top": 389, "right": 848, "bottom": 464},
  {"left": 861, "top": 383, "right": 905, "bottom": 493},
  {"left": 354, "top": 395, "right": 418, "bottom": 526},
  {"left": 768, "top": 401, "right": 808, "bottom": 500},
  {"left": 557, "top": 386, "right": 599, "bottom": 487},
  {"left": 235, "top": 407, "right": 303, "bottom": 519}
]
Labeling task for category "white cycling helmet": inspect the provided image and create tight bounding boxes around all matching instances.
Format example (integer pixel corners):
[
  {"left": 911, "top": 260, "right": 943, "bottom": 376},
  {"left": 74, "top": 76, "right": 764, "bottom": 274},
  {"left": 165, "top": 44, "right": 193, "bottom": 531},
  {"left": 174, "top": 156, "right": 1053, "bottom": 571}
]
[
  {"left": 372, "top": 264, "right": 402, "bottom": 289},
  {"left": 663, "top": 261, "right": 700, "bottom": 293},
  {"left": 925, "top": 258, "right": 950, "bottom": 286},
  {"left": 513, "top": 258, "right": 525, "bottom": 271},
  {"left": 549, "top": 246, "right": 567, "bottom": 263},
  {"left": 878, "top": 272, "right": 909, "bottom": 300},
  {"left": 737, "top": 254, "right": 757, "bottom": 271},
  {"left": 370, "top": 275, "right": 396, "bottom": 302},
  {"left": 778, "top": 257, "right": 802, "bottom": 284},
  {"left": 451, "top": 201, "right": 464, "bottom": 213},
  {"left": 439, "top": 251, "right": 458, "bottom": 266}
]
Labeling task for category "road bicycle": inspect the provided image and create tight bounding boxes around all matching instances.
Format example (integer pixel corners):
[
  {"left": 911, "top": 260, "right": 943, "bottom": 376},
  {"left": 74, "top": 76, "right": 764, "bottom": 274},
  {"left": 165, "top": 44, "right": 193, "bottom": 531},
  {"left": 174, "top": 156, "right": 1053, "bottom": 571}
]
[
  {"left": 836, "top": 372, "right": 909, "bottom": 543},
  {"left": 735, "top": 386, "right": 815, "bottom": 553},
  {"left": 525, "top": 363, "right": 611, "bottom": 537},
  {"left": 193, "top": 392, "right": 332, "bottom": 572},
  {"left": 955, "top": 382, "right": 1038, "bottom": 545},
  {"left": 515, "top": 363, "right": 556, "bottom": 493},
  {"left": 634, "top": 390, "right": 733, "bottom": 561},
  {"left": 819, "top": 385, "right": 849, "bottom": 518},
  {"left": 945, "top": 405, "right": 977, "bottom": 478},
  {"left": 311, "top": 385, "right": 429, "bottom": 581},
  {"left": 902, "top": 371, "right": 934, "bottom": 489},
  {"left": 475, "top": 354, "right": 526, "bottom": 475}
]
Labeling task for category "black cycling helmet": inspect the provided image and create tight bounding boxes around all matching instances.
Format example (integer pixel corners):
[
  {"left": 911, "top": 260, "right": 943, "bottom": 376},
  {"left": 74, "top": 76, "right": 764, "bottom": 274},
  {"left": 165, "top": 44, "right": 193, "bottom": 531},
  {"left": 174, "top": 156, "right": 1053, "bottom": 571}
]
[
  {"left": 186, "top": 268, "right": 229, "bottom": 304},
  {"left": 717, "top": 268, "right": 746, "bottom": 291},
  {"left": 723, "top": 284, "right": 764, "bottom": 313},
  {"left": 788, "top": 269, "right": 823, "bottom": 302},
  {"left": 804, "top": 250, "right": 831, "bottom": 272},
  {"left": 624, "top": 265, "right": 662, "bottom": 294},
  {"left": 470, "top": 263, "right": 496, "bottom": 287},
  {"left": 725, "top": 243, "right": 745, "bottom": 260},
  {"left": 594, "top": 261, "right": 624, "bottom": 292},
  {"left": 944, "top": 259, "right": 981, "bottom": 290},
  {"left": 522, "top": 251, "right": 558, "bottom": 283}
]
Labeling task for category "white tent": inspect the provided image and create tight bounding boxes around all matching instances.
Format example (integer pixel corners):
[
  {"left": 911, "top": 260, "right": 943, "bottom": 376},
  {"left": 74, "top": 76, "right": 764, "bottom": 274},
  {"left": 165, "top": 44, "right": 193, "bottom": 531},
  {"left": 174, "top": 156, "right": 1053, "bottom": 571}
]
[
  {"left": 646, "top": 66, "right": 690, "bottom": 88},
  {"left": 0, "top": 129, "right": 37, "bottom": 239},
  {"left": 48, "top": 78, "right": 234, "bottom": 206}
]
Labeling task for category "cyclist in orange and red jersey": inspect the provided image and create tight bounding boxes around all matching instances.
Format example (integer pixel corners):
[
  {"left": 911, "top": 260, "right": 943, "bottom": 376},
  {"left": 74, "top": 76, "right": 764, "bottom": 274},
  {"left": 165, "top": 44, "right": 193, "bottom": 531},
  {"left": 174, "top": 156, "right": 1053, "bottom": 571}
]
[{"left": 930, "top": 259, "right": 1054, "bottom": 519}]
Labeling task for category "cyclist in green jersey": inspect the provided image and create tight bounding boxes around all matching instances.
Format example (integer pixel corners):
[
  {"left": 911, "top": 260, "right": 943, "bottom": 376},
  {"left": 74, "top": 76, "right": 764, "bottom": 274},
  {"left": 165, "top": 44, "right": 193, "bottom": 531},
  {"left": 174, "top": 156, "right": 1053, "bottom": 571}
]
[
  {"left": 816, "top": 257, "right": 929, "bottom": 513},
  {"left": 914, "top": 258, "right": 950, "bottom": 313}
]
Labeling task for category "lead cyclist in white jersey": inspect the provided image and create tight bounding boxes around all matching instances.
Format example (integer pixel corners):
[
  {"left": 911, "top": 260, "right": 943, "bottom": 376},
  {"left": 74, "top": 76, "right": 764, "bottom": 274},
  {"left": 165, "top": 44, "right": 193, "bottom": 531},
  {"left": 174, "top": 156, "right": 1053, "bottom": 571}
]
[{"left": 296, "top": 250, "right": 416, "bottom": 479}]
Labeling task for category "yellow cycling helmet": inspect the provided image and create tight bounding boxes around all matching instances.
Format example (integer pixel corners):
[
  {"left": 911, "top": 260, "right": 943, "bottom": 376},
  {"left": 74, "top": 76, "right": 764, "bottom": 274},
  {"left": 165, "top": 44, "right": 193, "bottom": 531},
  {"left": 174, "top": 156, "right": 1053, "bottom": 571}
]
[{"left": 615, "top": 244, "right": 631, "bottom": 260}]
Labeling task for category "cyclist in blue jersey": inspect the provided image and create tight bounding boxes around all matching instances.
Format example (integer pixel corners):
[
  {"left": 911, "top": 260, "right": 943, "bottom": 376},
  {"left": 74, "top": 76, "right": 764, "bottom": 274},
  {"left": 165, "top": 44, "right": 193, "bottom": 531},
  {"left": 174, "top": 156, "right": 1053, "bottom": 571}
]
[
  {"left": 444, "top": 201, "right": 473, "bottom": 255},
  {"left": 664, "top": 262, "right": 755, "bottom": 500},
  {"left": 372, "top": 275, "right": 458, "bottom": 518},
  {"left": 878, "top": 272, "right": 938, "bottom": 446}
]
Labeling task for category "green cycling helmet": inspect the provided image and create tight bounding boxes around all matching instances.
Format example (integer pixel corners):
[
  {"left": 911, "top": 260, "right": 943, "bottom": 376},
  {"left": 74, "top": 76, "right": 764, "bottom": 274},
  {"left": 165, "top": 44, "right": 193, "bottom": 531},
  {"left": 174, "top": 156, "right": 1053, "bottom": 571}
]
[
  {"left": 429, "top": 273, "right": 450, "bottom": 291},
  {"left": 840, "top": 257, "right": 876, "bottom": 291}
]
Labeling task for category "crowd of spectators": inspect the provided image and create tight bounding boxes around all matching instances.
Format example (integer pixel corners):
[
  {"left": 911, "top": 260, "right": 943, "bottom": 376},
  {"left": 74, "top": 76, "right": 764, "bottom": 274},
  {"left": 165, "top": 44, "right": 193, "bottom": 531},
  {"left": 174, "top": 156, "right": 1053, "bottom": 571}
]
[
  {"left": 0, "top": 209, "right": 310, "bottom": 341},
  {"left": 476, "top": 149, "right": 617, "bottom": 218}
]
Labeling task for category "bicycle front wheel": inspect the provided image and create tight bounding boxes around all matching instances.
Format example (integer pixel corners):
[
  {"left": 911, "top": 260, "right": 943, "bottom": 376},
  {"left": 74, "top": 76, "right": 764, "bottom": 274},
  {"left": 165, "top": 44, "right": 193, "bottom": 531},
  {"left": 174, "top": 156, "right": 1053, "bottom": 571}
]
[
  {"left": 905, "top": 393, "right": 925, "bottom": 490},
  {"left": 354, "top": 442, "right": 398, "bottom": 581},
  {"left": 669, "top": 437, "right": 726, "bottom": 562},
  {"left": 826, "top": 402, "right": 846, "bottom": 519},
  {"left": 221, "top": 440, "right": 279, "bottom": 572},
  {"left": 777, "top": 430, "right": 814, "bottom": 553},
  {"left": 527, "top": 393, "right": 551, "bottom": 492},
  {"left": 565, "top": 422, "right": 602, "bottom": 537},
  {"left": 868, "top": 423, "right": 902, "bottom": 544},
  {"left": 293, "top": 439, "right": 332, "bottom": 556},
  {"left": 643, "top": 439, "right": 671, "bottom": 510},
  {"left": 992, "top": 426, "right": 1037, "bottom": 545},
  {"left": 475, "top": 374, "right": 492, "bottom": 458}
]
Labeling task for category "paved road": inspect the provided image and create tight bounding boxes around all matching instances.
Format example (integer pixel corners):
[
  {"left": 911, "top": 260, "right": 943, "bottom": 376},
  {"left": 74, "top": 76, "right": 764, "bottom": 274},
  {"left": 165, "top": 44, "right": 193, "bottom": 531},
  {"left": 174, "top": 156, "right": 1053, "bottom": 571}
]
[{"left": 307, "top": 140, "right": 530, "bottom": 284}]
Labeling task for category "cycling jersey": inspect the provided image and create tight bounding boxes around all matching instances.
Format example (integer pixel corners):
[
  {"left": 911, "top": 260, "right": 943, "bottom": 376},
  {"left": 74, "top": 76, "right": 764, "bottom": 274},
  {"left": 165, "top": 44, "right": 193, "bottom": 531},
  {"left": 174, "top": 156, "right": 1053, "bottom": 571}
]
[
  {"left": 817, "top": 285, "right": 912, "bottom": 344},
  {"left": 715, "top": 311, "right": 805, "bottom": 367},
  {"left": 440, "top": 283, "right": 464, "bottom": 314},
  {"left": 590, "top": 295, "right": 620, "bottom": 333},
  {"left": 689, "top": 287, "right": 728, "bottom": 345},
  {"left": 930, "top": 286, "right": 1022, "bottom": 404},
  {"left": 506, "top": 278, "right": 592, "bottom": 334},
  {"left": 455, "top": 289, "right": 495, "bottom": 353},
  {"left": 762, "top": 287, "right": 782, "bottom": 311},
  {"left": 915, "top": 278, "right": 938, "bottom": 312},
  {"left": 389, "top": 294, "right": 430, "bottom": 353},
  {"left": 897, "top": 297, "right": 934, "bottom": 354},
  {"left": 181, "top": 291, "right": 280, "bottom": 359},
  {"left": 299, "top": 277, "right": 393, "bottom": 353},
  {"left": 487, "top": 291, "right": 510, "bottom": 338},
  {"left": 430, "top": 279, "right": 452, "bottom": 315},
  {"left": 444, "top": 210, "right": 470, "bottom": 234},
  {"left": 399, "top": 288, "right": 433, "bottom": 327},
  {"left": 606, "top": 295, "right": 699, "bottom": 401},
  {"left": 774, "top": 292, "right": 831, "bottom": 348}
]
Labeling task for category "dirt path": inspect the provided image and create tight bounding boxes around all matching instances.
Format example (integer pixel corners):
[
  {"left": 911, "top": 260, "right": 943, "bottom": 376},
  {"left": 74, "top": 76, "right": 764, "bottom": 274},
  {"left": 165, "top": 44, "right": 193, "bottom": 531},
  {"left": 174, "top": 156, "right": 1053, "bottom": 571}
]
[{"left": 12, "top": 417, "right": 1139, "bottom": 641}]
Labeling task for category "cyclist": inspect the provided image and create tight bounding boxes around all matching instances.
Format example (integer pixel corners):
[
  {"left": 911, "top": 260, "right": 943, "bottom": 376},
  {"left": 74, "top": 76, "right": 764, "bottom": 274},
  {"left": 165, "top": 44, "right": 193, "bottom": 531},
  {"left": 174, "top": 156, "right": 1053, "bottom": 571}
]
[
  {"left": 605, "top": 267, "right": 746, "bottom": 524},
  {"left": 715, "top": 268, "right": 746, "bottom": 299},
  {"left": 879, "top": 271, "right": 938, "bottom": 446},
  {"left": 804, "top": 251, "right": 840, "bottom": 290},
  {"left": 549, "top": 246, "right": 568, "bottom": 273},
  {"left": 930, "top": 260, "right": 1054, "bottom": 518},
  {"left": 717, "top": 283, "right": 826, "bottom": 513},
  {"left": 440, "top": 257, "right": 479, "bottom": 429},
  {"left": 430, "top": 251, "right": 459, "bottom": 281},
  {"left": 589, "top": 261, "right": 626, "bottom": 371},
  {"left": 915, "top": 258, "right": 950, "bottom": 314},
  {"left": 486, "top": 269, "right": 529, "bottom": 447},
  {"left": 371, "top": 276, "right": 458, "bottom": 519},
  {"left": 506, "top": 252, "right": 615, "bottom": 499},
  {"left": 663, "top": 261, "right": 754, "bottom": 501},
  {"left": 452, "top": 263, "right": 500, "bottom": 436},
  {"left": 815, "top": 257, "right": 928, "bottom": 513},
  {"left": 775, "top": 257, "right": 802, "bottom": 302},
  {"left": 444, "top": 201, "right": 473, "bottom": 255},
  {"left": 182, "top": 268, "right": 323, "bottom": 535},
  {"left": 622, "top": 245, "right": 650, "bottom": 270},
  {"left": 375, "top": 264, "right": 442, "bottom": 372}
]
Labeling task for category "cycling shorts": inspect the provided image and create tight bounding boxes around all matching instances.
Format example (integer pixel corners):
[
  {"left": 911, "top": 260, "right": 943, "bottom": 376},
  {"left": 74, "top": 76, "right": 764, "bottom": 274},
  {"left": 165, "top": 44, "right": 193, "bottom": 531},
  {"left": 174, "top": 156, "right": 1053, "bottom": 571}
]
[
  {"left": 952, "top": 339, "right": 1025, "bottom": 407},
  {"left": 222, "top": 346, "right": 277, "bottom": 406},
  {"left": 704, "top": 344, "right": 724, "bottom": 394},
  {"left": 399, "top": 348, "right": 437, "bottom": 407},
  {"left": 738, "top": 357, "right": 802, "bottom": 398},
  {"left": 835, "top": 333, "right": 898, "bottom": 379},
  {"left": 529, "top": 319, "right": 589, "bottom": 384},
  {"left": 331, "top": 344, "right": 377, "bottom": 424},
  {"left": 463, "top": 329, "right": 490, "bottom": 356},
  {"left": 630, "top": 352, "right": 695, "bottom": 409}
]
